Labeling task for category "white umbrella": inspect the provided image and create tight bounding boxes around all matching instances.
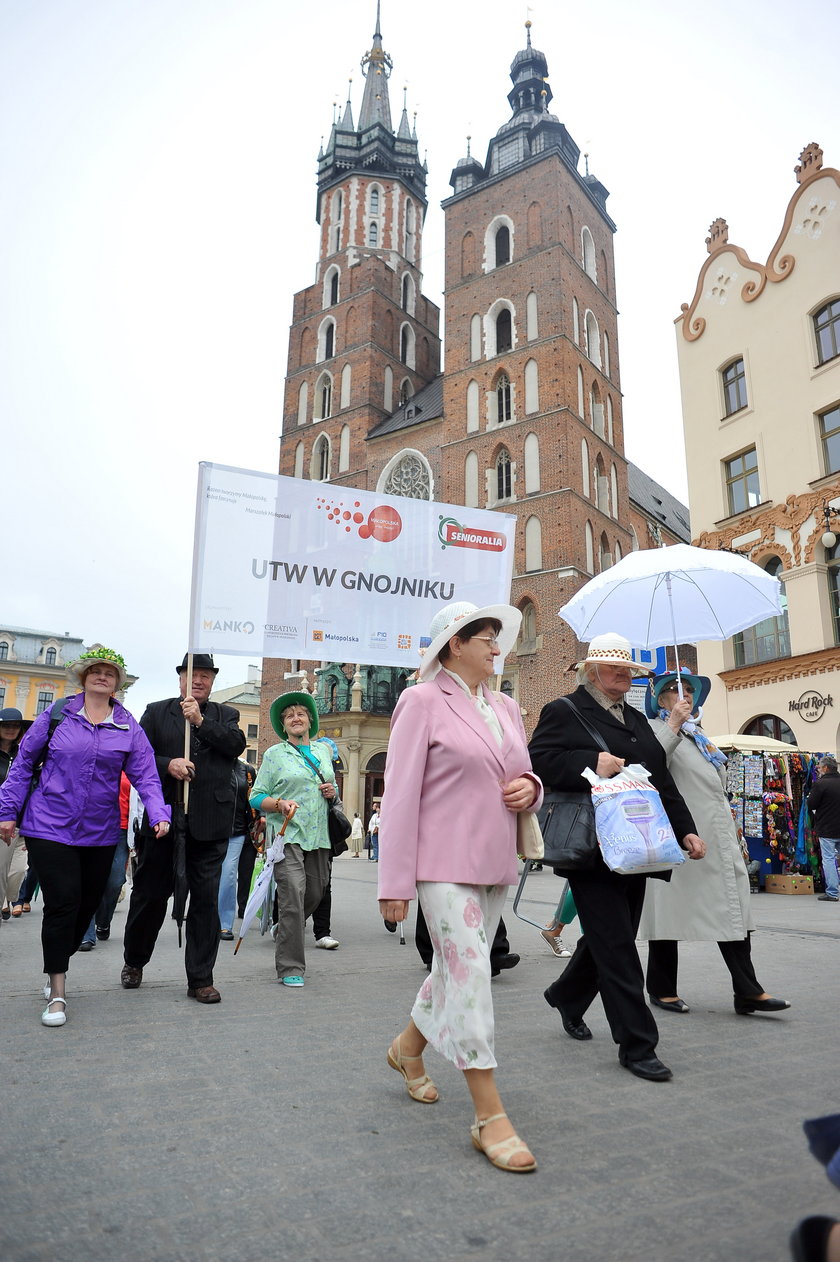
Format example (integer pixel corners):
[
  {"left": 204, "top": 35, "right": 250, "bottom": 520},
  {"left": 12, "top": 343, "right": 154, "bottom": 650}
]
[
  {"left": 559, "top": 544, "right": 783, "bottom": 651},
  {"left": 234, "top": 805, "right": 296, "bottom": 955}
]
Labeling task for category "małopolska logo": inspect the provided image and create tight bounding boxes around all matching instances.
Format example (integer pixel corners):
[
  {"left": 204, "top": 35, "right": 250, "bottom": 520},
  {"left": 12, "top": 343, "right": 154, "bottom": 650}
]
[
  {"left": 316, "top": 496, "right": 402, "bottom": 543},
  {"left": 437, "top": 516, "right": 507, "bottom": 552}
]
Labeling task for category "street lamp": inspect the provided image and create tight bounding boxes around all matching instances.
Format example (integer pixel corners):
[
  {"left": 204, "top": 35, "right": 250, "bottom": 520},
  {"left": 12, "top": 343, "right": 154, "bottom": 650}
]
[{"left": 821, "top": 502, "right": 840, "bottom": 550}]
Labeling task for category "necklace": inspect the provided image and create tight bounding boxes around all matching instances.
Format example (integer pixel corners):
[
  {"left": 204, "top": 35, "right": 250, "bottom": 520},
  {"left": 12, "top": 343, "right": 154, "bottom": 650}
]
[{"left": 82, "top": 704, "right": 109, "bottom": 726}]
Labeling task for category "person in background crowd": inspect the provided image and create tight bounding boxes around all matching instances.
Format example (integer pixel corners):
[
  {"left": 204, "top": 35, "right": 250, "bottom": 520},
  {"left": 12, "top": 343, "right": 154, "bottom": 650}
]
[
  {"left": 249, "top": 692, "right": 335, "bottom": 987},
  {"left": 79, "top": 772, "right": 133, "bottom": 950},
  {"left": 807, "top": 755, "right": 840, "bottom": 903},
  {"left": 218, "top": 759, "right": 257, "bottom": 941},
  {"left": 309, "top": 735, "right": 342, "bottom": 949},
  {"left": 414, "top": 904, "right": 520, "bottom": 977},
  {"left": 0, "top": 708, "right": 31, "bottom": 923},
  {"left": 121, "top": 653, "right": 245, "bottom": 1004},
  {"left": 0, "top": 649, "right": 169, "bottom": 1027},
  {"left": 379, "top": 601, "right": 541, "bottom": 1173},
  {"left": 349, "top": 812, "right": 365, "bottom": 858},
  {"left": 528, "top": 633, "right": 705, "bottom": 1083},
  {"left": 638, "top": 669, "right": 789, "bottom": 1017},
  {"left": 539, "top": 886, "right": 576, "bottom": 958},
  {"left": 367, "top": 805, "right": 380, "bottom": 862}
]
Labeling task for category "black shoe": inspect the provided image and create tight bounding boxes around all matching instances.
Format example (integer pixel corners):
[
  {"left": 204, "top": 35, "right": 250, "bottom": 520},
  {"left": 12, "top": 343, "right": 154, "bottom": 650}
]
[
  {"left": 790, "top": 1215, "right": 838, "bottom": 1262},
  {"left": 384, "top": 920, "right": 397, "bottom": 933},
  {"left": 817, "top": 893, "right": 838, "bottom": 901},
  {"left": 219, "top": 929, "right": 234, "bottom": 941},
  {"left": 95, "top": 925, "right": 110, "bottom": 941},
  {"left": 649, "top": 995, "right": 690, "bottom": 1014},
  {"left": 544, "top": 989, "right": 592, "bottom": 1040},
  {"left": 490, "top": 952, "right": 520, "bottom": 979},
  {"left": 733, "top": 994, "right": 791, "bottom": 1015},
  {"left": 1, "top": 907, "right": 10, "bottom": 920},
  {"left": 79, "top": 940, "right": 95, "bottom": 952},
  {"left": 620, "top": 1054, "right": 672, "bottom": 1081}
]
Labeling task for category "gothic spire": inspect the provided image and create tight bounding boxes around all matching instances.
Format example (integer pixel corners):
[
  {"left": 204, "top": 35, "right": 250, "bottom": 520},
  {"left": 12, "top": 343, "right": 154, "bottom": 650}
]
[{"left": 359, "top": 3, "right": 393, "bottom": 131}]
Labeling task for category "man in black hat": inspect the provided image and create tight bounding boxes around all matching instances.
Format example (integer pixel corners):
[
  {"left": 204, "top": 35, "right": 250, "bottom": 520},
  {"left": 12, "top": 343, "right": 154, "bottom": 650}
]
[{"left": 121, "top": 654, "right": 245, "bottom": 1002}]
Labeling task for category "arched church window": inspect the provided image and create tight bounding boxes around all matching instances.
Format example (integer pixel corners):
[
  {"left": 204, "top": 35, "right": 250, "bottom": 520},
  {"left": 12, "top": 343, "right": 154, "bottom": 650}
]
[
  {"left": 496, "top": 309, "right": 512, "bottom": 354},
  {"left": 496, "top": 449, "right": 512, "bottom": 501},
  {"left": 382, "top": 451, "right": 432, "bottom": 500},
  {"left": 495, "top": 225, "right": 511, "bottom": 267},
  {"left": 496, "top": 373, "right": 512, "bottom": 423}
]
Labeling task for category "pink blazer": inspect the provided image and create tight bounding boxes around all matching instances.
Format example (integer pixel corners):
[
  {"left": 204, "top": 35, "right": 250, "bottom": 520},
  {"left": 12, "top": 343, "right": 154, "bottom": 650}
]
[{"left": 377, "top": 672, "right": 543, "bottom": 901}]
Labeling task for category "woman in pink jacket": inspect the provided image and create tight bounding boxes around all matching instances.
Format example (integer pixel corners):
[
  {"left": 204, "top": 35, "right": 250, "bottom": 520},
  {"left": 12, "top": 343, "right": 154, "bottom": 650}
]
[{"left": 378, "top": 601, "right": 542, "bottom": 1173}]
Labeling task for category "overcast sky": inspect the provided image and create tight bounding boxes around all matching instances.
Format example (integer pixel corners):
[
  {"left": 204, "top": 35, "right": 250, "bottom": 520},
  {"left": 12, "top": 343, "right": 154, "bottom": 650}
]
[{"left": 2, "top": 0, "right": 838, "bottom": 715}]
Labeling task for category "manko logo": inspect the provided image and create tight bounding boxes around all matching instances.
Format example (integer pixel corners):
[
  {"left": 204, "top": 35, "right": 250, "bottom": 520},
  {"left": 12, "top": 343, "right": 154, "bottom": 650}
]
[
  {"left": 316, "top": 496, "right": 402, "bottom": 543},
  {"left": 437, "top": 517, "right": 507, "bottom": 552}
]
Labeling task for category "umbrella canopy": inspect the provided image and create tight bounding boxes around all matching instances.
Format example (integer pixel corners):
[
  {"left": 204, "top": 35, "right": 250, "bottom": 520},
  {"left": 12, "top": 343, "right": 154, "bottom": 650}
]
[
  {"left": 559, "top": 544, "right": 783, "bottom": 650},
  {"left": 234, "top": 805, "right": 296, "bottom": 955}
]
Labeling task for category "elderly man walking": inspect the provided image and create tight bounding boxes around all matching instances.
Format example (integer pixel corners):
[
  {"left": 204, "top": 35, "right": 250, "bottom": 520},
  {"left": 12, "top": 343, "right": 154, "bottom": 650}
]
[
  {"left": 808, "top": 756, "right": 840, "bottom": 902},
  {"left": 121, "top": 654, "right": 246, "bottom": 1002}
]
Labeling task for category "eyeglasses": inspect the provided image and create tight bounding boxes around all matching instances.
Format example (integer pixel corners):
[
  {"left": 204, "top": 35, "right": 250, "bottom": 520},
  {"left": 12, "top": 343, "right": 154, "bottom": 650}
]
[
  {"left": 661, "top": 684, "right": 694, "bottom": 695},
  {"left": 472, "top": 636, "right": 500, "bottom": 648}
]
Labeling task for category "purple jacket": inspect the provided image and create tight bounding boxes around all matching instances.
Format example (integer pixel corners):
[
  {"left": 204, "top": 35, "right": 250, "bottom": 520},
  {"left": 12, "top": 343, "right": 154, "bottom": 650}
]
[{"left": 0, "top": 694, "right": 170, "bottom": 847}]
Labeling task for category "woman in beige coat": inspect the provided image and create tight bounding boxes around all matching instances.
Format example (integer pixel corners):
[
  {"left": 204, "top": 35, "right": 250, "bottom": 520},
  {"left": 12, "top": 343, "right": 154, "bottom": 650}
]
[{"left": 638, "top": 670, "right": 790, "bottom": 1017}]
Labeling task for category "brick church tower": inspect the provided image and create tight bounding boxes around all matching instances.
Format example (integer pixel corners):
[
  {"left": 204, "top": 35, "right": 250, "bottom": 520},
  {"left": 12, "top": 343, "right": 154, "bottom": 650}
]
[
  {"left": 277, "top": 6, "right": 440, "bottom": 488},
  {"left": 438, "top": 22, "right": 632, "bottom": 719}
]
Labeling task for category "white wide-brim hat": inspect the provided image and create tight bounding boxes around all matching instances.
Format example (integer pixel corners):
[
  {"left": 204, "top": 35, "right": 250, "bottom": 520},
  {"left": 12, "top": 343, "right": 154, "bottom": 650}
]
[
  {"left": 419, "top": 601, "right": 522, "bottom": 681},
  {"left": 571, "top": 631, "right": 653, "bottom": 675}
]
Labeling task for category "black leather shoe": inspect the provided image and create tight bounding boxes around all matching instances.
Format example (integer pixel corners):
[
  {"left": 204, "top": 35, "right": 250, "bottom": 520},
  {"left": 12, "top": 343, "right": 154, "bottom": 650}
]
[
  {"left": 734, "top": 994, "right": 791, "bottom": 1015},
  {"left": 649, "top": 995, "right": 690, "bottom": 1014},
  {"left": 817, "top": 893, "right": 838, "bottom": 901},
  {"left": 620, "top": 1054, "right": 672, "bottom": 1081},
  {"left": 544, "top": 989, "right": 592, "bottom": 1039},
  {"left": 490, "top": 952, "right": 520, "bottom": 979},
  {"left": 121, "top": 964, "right": 143, "bottom": 989},
  {"left": 79, "top": 941, "right": 95, "bottom": 952},
  {"left": 95, "top": 925, "right": 110, "bottom": 941}
]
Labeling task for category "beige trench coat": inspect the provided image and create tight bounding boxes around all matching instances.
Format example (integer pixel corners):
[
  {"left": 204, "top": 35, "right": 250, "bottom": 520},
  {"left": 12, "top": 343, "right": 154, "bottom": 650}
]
[{"left": 637, "top": 719, "right": 754, "bottom": 942}]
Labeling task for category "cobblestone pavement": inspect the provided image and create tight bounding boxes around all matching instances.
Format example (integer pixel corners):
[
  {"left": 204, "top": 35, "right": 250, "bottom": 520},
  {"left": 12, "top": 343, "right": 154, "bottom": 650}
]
[{"left": 2, "top": 859, "right": 838, "bottom": 1262}]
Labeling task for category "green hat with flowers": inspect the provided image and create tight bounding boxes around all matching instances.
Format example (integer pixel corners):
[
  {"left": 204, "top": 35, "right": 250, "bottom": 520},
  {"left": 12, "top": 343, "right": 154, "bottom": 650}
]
[
  {"left": 270, "top": 691, "right": 319, "bottom": 740},
  {"left": 69, "top": 646, "right": 128, "bottom": 690}
]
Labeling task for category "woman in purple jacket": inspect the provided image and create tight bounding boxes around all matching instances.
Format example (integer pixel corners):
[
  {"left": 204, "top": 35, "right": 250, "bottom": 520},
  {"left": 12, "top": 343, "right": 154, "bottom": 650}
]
[{"left": 0, "top": 648, "right": 170, "bottom": 1027}]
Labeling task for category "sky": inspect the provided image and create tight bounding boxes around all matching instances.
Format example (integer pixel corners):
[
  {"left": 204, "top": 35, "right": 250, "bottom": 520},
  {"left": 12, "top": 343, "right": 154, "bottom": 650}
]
[{"left": 2, "top": 0, "right": 839, "bottom": 715}]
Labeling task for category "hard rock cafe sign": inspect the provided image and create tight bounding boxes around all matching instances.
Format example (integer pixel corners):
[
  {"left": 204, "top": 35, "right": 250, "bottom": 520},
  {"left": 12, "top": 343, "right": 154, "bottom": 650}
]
[{"left": 789, "top": 690, "right": 834, "bottom": 723}]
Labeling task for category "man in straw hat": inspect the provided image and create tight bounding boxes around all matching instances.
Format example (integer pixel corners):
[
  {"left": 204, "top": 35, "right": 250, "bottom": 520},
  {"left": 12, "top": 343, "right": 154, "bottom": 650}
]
[{"left": 529, "top": 633, "right": 705, "bottom": 1082}]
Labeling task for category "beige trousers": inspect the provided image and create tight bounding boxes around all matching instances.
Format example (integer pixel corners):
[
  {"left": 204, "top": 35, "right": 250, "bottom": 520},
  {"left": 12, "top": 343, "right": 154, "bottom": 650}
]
[
  {"left": 0, "top": 834, "right": 28, "bottom": 909},
  {"left": 273, "top": 843, "right": 331, "bottom": 978}
]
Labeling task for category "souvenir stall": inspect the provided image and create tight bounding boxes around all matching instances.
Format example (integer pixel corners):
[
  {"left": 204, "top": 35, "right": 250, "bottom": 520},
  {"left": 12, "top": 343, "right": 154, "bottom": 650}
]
[{"left": 717, "top": 737, "right": 827, "bottom": 892}]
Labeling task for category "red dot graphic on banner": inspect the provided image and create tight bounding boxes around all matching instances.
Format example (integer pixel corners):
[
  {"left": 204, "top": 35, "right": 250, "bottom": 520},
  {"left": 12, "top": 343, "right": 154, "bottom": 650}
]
[
  {"left": 367, "top": 504, "right": 402, "bottom": 542},
  {"left": 353, "top": 512, "right": 364, "bottom": 523},
  {"left": 358, "top": 524, "right": 372, "bottom": 539},
  {"left": 343, "top": 511, "right": 351, "bottom": 520}
]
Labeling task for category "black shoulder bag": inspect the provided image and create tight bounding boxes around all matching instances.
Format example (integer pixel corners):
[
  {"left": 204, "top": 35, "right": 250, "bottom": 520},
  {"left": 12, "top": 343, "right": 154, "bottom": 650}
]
[
  {"left": 537, "top": 697, "right": 611, "bottom": 871},
  {"left": 296, "top": 748, "right": 352, "bottom": 857}
]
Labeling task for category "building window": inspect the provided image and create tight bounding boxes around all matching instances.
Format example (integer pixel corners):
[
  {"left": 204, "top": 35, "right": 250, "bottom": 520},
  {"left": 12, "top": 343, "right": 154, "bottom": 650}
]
[
  {"left": 247, "top": 723, "right": 258, "bottom": 740},
  {"left": 324, "top": 323, "right": 334, "bottom": 359},
  {"left": 722, "top": 358, "right": 747, "bottom": 416},
  {"left": 368, "top": 221, "right": 378, "bottom": 247},
  {"left": 382, "top": 451, "right": 432, "bottom": 500},
  {"left": 819, "top": 404, "right": 840, "bottom": 475},
  {"left": 0, "top": 688, "right": 4, "bottom": 709},
  {"left": 312, "top": 435, "right": 331, "bottom": 481},
  {"left": 315, "top": 372, "right": 333, "bottom": 420},
  {"left": 496, "top": 449, "right": 512, "bottom": 501},
  {"left": 401, "top": 273, "right": 413, "bottom": 312},
  {"left": 518, "top": 600, "right": 537, "bottom": 653},
  {"left": 826, "top": 539, "right": 840, "bottom": 645},
  {"left": 0, "top": 643, "right": 8, "bottom": 661},
  {"left": 742, "top": 715, "right": 796, "bottom": 745},
  {"left": 496, "top": 309, "right": 512, "bottom": 354},
  {"left": 815, "top": 299, "right": 840, "bottom": 365},
  {"left": 329, "top": 271, "right": 339, "bottom": 305},
  {"left": 36, "top": 690, "right": 54, "bottom": 715},
  {"left": 496, "top": 373, "right": 512, "bottom": 423},
  {"left": 398, "top": 378, "right": 412, "bottom": 407},
  {"left": 45, "top": 647, "right": 57, "bottom": 666},
  {"left": 369, "top": 186, "right": 380, "bottom": 215},
  {"left": 581, "top": 226, "right": 597, "bottom": 281},
  {"left": 495, "top": 225, "right": 510, "bottom": 267},
  {"left": 584, "top": 311, "right": 601, "bottom": 368},
  {"left": 725, "top": 448, "right": 760, "bottom": 515},
  {"left": 733, "top": 557, "right": 790, "bottom": 665}
]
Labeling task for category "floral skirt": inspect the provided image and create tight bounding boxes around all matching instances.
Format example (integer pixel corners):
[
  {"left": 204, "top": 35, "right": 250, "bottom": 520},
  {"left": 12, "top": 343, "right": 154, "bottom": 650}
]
[{"left": 411, "top": 882, "right": 507, "bottom": 1071}]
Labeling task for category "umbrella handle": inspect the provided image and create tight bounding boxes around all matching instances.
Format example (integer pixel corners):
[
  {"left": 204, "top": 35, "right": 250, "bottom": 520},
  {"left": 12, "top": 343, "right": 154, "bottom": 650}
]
[{"left": 276, "top": 802, "right": 297, "bottom": 835}]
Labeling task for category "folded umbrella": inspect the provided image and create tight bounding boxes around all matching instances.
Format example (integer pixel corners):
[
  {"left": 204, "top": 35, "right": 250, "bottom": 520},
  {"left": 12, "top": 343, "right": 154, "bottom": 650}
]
[{"left": 234, "top": 804, "right": 296, "bottom": 955}]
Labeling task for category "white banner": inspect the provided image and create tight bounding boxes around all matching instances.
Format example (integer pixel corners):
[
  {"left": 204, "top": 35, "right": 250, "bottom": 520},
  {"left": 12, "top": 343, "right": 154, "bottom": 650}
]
[{"left": 189, "top": 463, "right": 517, "bottom": 667}]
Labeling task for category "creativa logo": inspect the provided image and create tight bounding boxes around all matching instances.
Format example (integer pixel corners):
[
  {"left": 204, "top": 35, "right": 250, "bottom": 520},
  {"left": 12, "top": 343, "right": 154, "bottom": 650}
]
[{"left": 437, "top": 517, "right": 507, "bottom": 552}]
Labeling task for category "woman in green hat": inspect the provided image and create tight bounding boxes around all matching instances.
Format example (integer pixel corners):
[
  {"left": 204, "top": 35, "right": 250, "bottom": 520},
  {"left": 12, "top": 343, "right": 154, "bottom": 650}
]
[{"left": 249, "top": 692, "right": 336, "bottom": 987}]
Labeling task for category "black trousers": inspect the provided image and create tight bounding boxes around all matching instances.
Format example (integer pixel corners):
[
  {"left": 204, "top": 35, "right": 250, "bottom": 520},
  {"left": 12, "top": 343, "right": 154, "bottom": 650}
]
[
  {"left": 646, "top": 936, "right": 763, "bottom": 999},
  {"left": 311, "top": 859, "right": 333, "bottom": 940},
  {"left": 545, "top": 866, "right": 659, "bottom": 1063},
  {"left": 123, "top": 829, "right": 227, "bottom": 988},
  {"left": 414, "top": 903, "right": 510, "bottom": 967},
  {"left": 25, "top": 837, "right": 116, "bottom": 975}
]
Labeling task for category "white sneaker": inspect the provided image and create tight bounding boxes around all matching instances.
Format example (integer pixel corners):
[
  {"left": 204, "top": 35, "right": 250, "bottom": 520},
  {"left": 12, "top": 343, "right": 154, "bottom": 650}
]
[
  {"left": 315, "top": 936, "right": 340, "bottom": 950},
  {"left": 41, "top": 997, "right": 67, "bottom": 1027}
]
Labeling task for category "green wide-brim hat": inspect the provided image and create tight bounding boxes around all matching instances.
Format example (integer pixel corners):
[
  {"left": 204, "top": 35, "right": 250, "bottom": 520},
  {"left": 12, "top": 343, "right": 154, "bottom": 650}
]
[{"left": 270, "top": 691, "right": 319, "bottom": 740}]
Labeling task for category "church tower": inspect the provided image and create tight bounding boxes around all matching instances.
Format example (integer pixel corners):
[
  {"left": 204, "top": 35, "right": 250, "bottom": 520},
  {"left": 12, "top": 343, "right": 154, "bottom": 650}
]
[
  {"left": 278, "top": 5, "right": 441, "bottom": 490},
  {"left": 440, "top": 23, "right": 632, "bottom": 717}
]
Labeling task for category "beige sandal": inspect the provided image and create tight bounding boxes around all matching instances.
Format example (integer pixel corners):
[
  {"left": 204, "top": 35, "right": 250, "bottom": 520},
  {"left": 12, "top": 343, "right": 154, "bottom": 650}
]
[
  {"left": 387, "top": 1037, "right": 439, "bottom": 1103},
  {"left": 470, "top": 1113, "right": 537, "bottom": 1173}
]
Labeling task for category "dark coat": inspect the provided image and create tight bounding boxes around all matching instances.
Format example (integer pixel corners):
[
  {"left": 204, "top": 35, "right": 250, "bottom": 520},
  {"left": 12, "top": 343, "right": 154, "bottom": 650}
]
[
  {"left": 808, "top": 770, "right": 840, "bottom": 838},
  {"left": 528, "top": 685, "right": 697, "bottom": 845},
  {"left": 139, "top": 698, "right": 246, "bottom": 842}
]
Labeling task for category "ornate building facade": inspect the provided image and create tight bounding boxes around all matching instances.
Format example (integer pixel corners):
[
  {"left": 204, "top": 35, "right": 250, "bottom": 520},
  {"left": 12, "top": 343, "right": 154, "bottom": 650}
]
[{"left": 677, "top": 143, "right": 840, "bottom": 750}]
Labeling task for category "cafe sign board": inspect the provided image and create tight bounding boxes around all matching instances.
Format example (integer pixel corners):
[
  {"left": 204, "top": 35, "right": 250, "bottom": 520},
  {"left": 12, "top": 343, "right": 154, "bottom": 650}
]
[{"left": 789, "top": 690, "right": 834, "bottom": 723}]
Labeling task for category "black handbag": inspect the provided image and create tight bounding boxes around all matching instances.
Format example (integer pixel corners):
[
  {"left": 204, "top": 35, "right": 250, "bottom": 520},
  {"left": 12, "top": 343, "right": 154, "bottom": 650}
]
[{"left": 538, "top": 696, "right": 610, "bottom": 871}]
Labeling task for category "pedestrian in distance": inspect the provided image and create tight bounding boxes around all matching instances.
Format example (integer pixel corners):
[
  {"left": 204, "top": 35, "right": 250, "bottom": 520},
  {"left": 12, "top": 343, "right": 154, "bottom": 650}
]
[{"left": 807, "top": 755, "right": 840, "bottom": 903}]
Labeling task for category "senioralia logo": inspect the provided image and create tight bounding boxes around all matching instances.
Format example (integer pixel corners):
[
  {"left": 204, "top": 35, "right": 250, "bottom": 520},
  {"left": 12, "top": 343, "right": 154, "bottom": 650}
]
[
  {"left": 437, "top": 516, "right": 507, "bottom": 552},
  {"left": 315, "top": 496, "right": 402, "bottom": 542}
]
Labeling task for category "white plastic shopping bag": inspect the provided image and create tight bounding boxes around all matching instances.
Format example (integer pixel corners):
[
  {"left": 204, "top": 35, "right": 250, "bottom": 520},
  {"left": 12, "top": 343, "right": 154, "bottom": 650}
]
[{"left": 580, "top": 764, "right": 686, "bottom": 875}]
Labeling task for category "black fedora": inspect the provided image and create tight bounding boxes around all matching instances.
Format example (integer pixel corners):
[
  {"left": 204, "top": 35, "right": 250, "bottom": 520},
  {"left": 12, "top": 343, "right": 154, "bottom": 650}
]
[{"left": 175, "top": 653, "right": 218, "bottom": 675}]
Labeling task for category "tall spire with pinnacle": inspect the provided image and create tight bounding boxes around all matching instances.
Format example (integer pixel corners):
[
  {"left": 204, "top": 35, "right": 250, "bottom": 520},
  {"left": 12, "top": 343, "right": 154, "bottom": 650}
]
[{"left": 358, "top": 2, "right": 393, "bottom": 131}]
